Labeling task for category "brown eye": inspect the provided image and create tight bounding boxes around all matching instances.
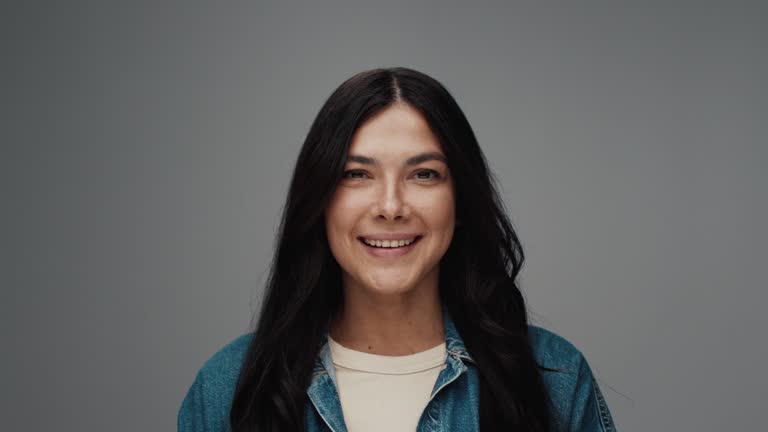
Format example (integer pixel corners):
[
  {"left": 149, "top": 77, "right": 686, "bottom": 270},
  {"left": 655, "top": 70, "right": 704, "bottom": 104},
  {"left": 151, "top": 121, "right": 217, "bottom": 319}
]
[
  {"left": 342, "top": 170, "right": 369, "bottom": 179},
  {"left": 415, "top": 169, "right": 440, "bottom": 180}
]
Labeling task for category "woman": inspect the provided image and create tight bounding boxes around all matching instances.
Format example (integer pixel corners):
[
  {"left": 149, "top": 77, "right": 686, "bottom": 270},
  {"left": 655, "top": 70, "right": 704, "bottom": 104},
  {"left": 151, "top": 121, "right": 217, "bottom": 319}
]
[{"left": 178, "top": 67, "right": 616, "bottom": 431}]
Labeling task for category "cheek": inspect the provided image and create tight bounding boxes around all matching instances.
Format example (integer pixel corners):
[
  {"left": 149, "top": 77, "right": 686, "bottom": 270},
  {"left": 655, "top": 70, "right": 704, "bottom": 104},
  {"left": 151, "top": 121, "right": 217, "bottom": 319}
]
[
  {"left": 420, "top": 189, "right": 456, "bottom": 253},
  {"left": 416, "top": 189, "right": 455, "bottom": 226},
  {"left": 325, "top": 194, "right": 363, "bottom": 248}
]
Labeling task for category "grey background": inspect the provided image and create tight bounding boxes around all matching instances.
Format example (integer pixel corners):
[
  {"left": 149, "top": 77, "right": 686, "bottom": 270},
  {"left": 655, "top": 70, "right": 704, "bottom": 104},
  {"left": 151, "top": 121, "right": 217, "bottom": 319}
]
[{"left": 2, "top": 1, "right": 766, "bottom": 431}]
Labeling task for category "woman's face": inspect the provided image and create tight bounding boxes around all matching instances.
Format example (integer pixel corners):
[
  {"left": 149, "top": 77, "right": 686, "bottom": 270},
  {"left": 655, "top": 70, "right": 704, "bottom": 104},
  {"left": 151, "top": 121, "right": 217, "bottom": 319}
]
[{"left": 325, "top": 103, "right": 456, "bottom": 298}]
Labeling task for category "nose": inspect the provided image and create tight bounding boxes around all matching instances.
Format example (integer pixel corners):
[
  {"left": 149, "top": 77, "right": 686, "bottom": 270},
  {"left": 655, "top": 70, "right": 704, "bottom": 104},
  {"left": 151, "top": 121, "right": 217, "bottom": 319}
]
[{"left": 374, "top": 177, "right": 409, "bottom": 221}]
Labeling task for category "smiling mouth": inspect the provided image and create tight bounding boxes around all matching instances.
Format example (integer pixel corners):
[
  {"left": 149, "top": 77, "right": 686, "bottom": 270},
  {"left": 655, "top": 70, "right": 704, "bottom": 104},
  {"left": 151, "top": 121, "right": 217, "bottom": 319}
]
[{"left": 357, "top": 235, "right": 423, "bottom": 249}]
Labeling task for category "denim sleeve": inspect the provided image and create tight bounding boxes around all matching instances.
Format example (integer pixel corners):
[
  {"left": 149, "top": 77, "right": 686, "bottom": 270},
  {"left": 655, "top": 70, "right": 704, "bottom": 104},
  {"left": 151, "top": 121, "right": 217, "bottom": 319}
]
[
  {"left": 178, "top": 372, "right": 209, "bottom": 432},
  {"left": 568, "top": 355, "right": 616, "bottom": 432}
]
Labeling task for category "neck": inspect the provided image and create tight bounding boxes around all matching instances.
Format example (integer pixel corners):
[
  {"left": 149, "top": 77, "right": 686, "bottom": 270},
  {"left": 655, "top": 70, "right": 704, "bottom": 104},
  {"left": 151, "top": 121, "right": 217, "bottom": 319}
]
[{"left": 329, "top": 280, "right": 444, "bottom": 356}]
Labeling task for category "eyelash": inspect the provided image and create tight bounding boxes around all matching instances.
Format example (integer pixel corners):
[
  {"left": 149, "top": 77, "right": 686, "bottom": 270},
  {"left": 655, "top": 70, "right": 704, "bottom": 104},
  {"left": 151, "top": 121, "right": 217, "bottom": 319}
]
[{"left": 342, "top": 169, "right": 441, "bottom": 180}]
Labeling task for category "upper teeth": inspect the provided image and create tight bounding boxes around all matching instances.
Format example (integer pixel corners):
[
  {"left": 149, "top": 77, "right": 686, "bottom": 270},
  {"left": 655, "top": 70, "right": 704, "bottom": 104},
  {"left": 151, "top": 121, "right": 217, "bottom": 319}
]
[{"left": 362, "top": 238, "right": 417, "bottom": 248}]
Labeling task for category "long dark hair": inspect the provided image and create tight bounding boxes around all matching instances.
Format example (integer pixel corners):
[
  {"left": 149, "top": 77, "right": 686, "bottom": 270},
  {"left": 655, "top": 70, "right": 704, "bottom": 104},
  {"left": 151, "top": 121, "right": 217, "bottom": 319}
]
[{"left": 230, "top": 67, "right": 554, "bottom": 431}]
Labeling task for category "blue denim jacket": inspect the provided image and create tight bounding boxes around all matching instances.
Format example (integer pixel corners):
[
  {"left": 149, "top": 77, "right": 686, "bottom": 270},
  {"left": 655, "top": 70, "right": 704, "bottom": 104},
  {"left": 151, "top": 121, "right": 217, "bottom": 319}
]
[{"left": 179, "top": 307, "right": 616, "bottom": 431}]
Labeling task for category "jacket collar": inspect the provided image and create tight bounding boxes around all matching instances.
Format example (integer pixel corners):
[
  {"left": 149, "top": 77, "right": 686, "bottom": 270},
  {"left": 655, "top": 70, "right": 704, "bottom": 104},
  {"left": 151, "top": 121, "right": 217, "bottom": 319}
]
[{"left": 442, "top": 304, "right": 473, "bottom": 363}]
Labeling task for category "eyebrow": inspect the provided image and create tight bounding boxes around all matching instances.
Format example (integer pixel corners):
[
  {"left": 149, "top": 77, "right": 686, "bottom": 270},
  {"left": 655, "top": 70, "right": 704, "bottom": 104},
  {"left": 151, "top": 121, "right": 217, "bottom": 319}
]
[{"left": 346, "top": 152, "right": 448, "bottom": 166}]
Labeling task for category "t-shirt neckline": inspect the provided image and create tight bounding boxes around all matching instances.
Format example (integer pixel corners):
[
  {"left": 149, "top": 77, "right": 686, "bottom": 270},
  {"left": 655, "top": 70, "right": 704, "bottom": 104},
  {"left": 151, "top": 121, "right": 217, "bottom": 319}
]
[{"left": 328, "top": 335, "right": 447, "bottom": 375}]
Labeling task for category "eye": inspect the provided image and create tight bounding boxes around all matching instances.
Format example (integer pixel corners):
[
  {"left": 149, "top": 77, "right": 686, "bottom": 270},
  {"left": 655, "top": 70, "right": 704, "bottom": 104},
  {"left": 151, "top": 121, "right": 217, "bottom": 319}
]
[
  {"left": 414, "top": 169, "right": 441, "bottom": 180},
  {"left": 342, "top": 170, "right": 369, "bottom": 179}
]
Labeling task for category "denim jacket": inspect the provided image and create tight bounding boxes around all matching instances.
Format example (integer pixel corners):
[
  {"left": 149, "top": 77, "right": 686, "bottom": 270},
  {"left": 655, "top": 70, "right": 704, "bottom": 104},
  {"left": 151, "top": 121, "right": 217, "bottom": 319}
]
[{"left": 179, "top": 307, "right": 616, "bottom": 431}]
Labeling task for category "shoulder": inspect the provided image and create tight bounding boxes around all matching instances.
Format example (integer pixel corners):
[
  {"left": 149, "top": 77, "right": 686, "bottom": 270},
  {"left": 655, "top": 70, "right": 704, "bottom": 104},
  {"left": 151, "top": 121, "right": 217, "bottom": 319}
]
[
  {"left": 525, "top": 325, "right": 616, "bottom": 431},
  {"left": 196, "top": 333, "right": 254, "bottom": 386},
  {"left": 178, "top": 333, "right": 254, "bottom": 431},
  {"left": 527, "top": 324, "right": 585, "bottom": 373}
]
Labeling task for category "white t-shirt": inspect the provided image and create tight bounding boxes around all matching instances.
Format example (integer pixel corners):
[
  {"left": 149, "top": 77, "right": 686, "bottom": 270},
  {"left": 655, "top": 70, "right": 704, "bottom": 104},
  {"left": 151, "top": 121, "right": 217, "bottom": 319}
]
[{"left": 328, "top": 335, "right": 447, "bottom": 432}]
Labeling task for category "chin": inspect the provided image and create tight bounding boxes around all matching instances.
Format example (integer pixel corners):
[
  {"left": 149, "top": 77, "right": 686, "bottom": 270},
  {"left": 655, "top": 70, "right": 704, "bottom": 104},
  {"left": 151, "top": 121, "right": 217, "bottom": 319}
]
[
  {"left": 362, "top": 275, "right": 417, "bottom": 296},
  {"left": 368, "top": 284, "right": 415, "bottom": 296}
]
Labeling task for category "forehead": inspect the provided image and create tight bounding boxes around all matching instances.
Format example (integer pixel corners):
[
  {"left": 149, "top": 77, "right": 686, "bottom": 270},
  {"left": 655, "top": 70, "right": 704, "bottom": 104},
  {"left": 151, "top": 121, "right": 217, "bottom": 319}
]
[{"left": 348, "top": 103, "right": 443, "bottom": 156}]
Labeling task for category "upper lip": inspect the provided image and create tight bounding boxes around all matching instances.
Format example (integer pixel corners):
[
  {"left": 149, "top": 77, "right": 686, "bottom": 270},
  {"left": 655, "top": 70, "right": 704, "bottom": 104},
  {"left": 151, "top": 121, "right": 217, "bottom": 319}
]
[{"left": 358, "top": 233, "right": 423, "bottom": 241}]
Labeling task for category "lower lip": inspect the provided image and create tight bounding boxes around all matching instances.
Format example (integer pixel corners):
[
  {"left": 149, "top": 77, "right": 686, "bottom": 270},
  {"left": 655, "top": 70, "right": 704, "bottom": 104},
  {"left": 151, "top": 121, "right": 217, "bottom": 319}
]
[{"left": 359, "top": 236, "right": 422, "bottom": 258}]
